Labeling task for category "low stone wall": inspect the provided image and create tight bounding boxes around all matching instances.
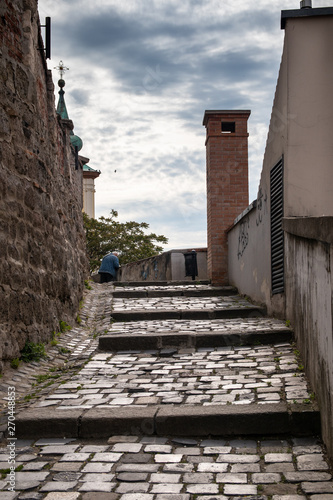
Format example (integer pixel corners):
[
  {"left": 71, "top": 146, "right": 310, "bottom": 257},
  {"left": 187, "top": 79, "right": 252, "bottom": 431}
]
[
  {"left": 118, "top": 249, "right": 208, "bottom": 282},
  {"left": 283, "top": 217, "right": 333, "bottom": 459},
  {"left": 0, "top": 0, "right": 88, "bottom": 370}
]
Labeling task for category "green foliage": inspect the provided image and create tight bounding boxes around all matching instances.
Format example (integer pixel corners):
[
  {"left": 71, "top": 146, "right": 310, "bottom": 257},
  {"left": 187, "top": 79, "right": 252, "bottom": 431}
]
[
  {"left": 84, "top": 280, "right": 92, "bottom": 290},
  {"left": 59, "top": 321, "right": 71, "bottom": 333},
  {"left": 83, "top": 210, "right": 168, "bottom": 272},
  {"left": 20, "top": 341, "right": 46, "bottom": 362},
  {"left": 10, "top": 358, "right": 20, "bottom": 369}
]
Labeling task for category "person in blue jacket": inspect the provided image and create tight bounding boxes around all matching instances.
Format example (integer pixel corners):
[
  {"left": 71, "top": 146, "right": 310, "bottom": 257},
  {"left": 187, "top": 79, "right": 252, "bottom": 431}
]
[{"left": 98, "top": 252, "right": 120, "bottom": 283}]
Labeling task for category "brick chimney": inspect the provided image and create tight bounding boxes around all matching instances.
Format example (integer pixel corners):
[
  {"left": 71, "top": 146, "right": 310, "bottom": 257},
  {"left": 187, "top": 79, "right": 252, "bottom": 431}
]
[{"left": 203, "top": 110, "right": 251, "bottom": 285}]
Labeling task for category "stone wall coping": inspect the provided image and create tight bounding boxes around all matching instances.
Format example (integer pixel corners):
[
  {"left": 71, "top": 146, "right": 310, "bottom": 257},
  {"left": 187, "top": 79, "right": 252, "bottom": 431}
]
[
  {"left": 226, "top": 200, "right": 257, "bottom": 233},
  {"left": 281, "top": 7, "right": 333, "bottom": 30},
  {"left": 282, "top": 216, "right": 333, "bottom": 244}
]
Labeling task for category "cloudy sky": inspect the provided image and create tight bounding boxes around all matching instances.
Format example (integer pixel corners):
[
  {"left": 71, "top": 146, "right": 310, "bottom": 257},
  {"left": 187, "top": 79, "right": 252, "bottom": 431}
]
[{"left": 38, "top": 0, "right": 331, "bottom": 250}]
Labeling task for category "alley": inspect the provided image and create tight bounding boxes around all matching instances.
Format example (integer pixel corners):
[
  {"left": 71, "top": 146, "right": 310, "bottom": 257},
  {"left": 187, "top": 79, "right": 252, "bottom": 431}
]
[{"left": 0, "top": 281, "right": 331, "bottom": 499}]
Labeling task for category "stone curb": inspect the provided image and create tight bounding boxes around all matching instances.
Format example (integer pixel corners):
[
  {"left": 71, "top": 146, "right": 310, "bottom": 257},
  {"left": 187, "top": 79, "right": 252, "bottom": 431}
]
[
  {"left": 112, "top": 287, "right": 238, "bottom": 298},
  {"left": 14, "top": 403, "right": 320, "bottom": 439},
  {"left": 111, "top": 306, "right": 266, "bottom": 323},
  {"left": 98, "top": 328, "right": 292, "bottom": 351}
]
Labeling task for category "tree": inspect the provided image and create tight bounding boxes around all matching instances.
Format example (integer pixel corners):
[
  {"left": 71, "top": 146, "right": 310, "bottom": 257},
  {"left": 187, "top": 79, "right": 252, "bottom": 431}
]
[{"left": 83, "top": 210, "right": 168, "bottom": 272}]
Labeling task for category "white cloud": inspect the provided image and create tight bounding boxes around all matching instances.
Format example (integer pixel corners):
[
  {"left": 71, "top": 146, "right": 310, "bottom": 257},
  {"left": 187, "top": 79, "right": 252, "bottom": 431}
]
[{"left": 38, "top": 0, "right": 333, "bottom": 251}]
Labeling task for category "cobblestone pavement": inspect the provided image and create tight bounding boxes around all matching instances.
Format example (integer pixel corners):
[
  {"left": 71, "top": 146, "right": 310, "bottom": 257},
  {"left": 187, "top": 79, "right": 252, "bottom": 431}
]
[
  {"left": 26, "top": 344, "right": 311, "bottom": 411},
  {"left": 0, "top": 281, "right": 331, "bottom": 498},
  {"left": 105, "top": 317, "right": 290, "bottom": 336},
  {"left": 111, "top": 296, "right": 253, "bottom": 312},
  {"left": 0, "top": 435, "right": 332, "bottom": 499}
]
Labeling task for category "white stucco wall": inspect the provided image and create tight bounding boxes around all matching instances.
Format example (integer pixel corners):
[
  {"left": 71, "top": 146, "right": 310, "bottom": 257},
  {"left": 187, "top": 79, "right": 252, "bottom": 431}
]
[{"left": 228, "top": 10, "right": 333, "bottom": 317}]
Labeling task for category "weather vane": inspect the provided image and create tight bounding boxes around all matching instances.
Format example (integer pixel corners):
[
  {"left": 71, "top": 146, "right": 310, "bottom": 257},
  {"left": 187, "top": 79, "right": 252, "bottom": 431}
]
[{"left": 54, "top": 60, "right": 69, "bottom": 79}]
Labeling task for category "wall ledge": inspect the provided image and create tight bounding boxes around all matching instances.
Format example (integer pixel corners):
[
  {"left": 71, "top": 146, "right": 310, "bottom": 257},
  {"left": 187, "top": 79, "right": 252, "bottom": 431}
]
[
  {"left": 282, "top": 216, "right": 333, "bottom": 244},
  {"left": 227, "top": 200, "right": 257, "bottom": 232},
  {"left": 281, "top": 7, "right": 333, "bottom": 30}
]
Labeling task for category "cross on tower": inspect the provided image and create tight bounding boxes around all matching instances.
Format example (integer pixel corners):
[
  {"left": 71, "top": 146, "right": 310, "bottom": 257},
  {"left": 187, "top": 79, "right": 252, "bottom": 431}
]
[{"left": 54, "top": 60, "right": 69, "bottom": 79}]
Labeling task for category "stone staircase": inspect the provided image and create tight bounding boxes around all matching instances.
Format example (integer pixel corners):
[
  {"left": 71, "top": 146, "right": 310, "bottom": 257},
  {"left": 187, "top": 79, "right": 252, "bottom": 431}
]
[
  {"left": 1, "top": 280, "right": 331, "bottom": 499},
  {"left": 15, "top": 281, "right": 319, "bottom": 439}
]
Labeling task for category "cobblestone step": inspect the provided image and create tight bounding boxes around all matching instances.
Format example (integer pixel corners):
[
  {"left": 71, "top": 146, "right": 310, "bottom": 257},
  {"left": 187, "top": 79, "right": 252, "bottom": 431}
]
[
  {"left": 15, "top": 401, "right": 320, "bottom": 440},
  {"left": 0, "top": 281, "right": 327, "bottom": 498},
  {"left": 112, "top": 285, "right": 237, "bottom": 298},
  {"left": 99, "top": 325, "right": 292, "bottom": 350}
]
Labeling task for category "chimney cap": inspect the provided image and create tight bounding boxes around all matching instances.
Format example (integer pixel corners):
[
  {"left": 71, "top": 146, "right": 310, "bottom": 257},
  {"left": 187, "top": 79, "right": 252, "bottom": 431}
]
[
  {"left": 301, "top": 0, "right": 312, "bottom": 8},
  {"left": 203, "top": 110, "right": 251, "bottom": 127}
]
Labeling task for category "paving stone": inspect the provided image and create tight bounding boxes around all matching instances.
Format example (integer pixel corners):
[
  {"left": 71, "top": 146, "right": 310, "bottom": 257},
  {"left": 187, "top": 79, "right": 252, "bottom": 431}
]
[
  {"left": 39, "top": 445, "right": 79, "bottom": 455},
  {"left": 80, "top": 445, "right": 109, "bottom": 453},
  {"left": 17, "top": 493, "right": 44, "bottom": 499},
  {"left": 51, "top": 462, "right": 82, "bottom": 472},
  {"left": 151, "top": 483, "right": 183, "bottom": 493},
  {"left": 81, "top": 494, "right": 119, "bottom": 500},
  {"left": 81, "top": 462, "right": 113, "bottom": 473},
  {"left": 15, "top": 480, "right": 41, "bottom": 490},
  {"left": 117, "top": 472, "right": 148, "bottom": 482},
  {"left": 21, "top": 462, "right": 48, "bottom": 471},
  {"left": 15, "top": 472, "right": 50, "bottom": 482},
  {"left": 186, "top": 483, "right": 219, "bottom": 494},
  {"left": 216, "top": 473, "right": 247, "bottom": 483},
  {"left": 40, "top": 481, "right": 78, "bottom": 491},
  {"left": 79, "top": 482, "right": 115, "bottom": 492},
  {"left": 115, "top": 482, "right": 149, "bottom": 493},
  {"left": 217, "top": 454, "right": 260, "bottom": 463},
  {"left": 43, "top": 494, "right": 81, "bottom": 500},
  {"left": 91, "top": 453, "right": 123, "bottom": 462},
  {"left": 266, "top": 463, "right": 295, "bottom": 472},
  {"left": 59, "top": 453, "right": 91, "bottom": 462},
  {"left": 285, "top": 472, "right": 332, "bottom": 482},
  {"left": 154, "top": 453, "right": 183, "bottom": 463},
  {"left": 120, "top": 495, "right": 153, "bottom": 500},
  {"left": 196, "top": 497, "right": 227, "bottom": 500},
  {"left": 108, "top": 435, "right": 139, "bottom": 444},
  {"left": 302, "top": 483, "right": 333, "bottom": 494},
  {"left": 112, "top": 443, "right": 142, "bottom": 453},
  {"left": 153, "top": 496, "right": 190, "bottom": 500},
  {"left": 203, "top": 446, "right": 232, "bottom": 454},
  {"left": 231, "top": 463, "right": 261, "bottom": 472},
  {"left": 0, "top": 493, "right": 18, "bottom": 500},
  {"left": 163, "top": 463, "right": 194, "bottom": 472},
  {"left": 265, "top": 453, "right": 293, "bottom": 463},
  {"left": 252, "top": 473, "right": 282, "bottom": 483},
  {"left": 224, "top": 484, "right": 258, "bottom": 495},
  {"left": 81, "top": 473, "right": 115, "bottom": 482}
]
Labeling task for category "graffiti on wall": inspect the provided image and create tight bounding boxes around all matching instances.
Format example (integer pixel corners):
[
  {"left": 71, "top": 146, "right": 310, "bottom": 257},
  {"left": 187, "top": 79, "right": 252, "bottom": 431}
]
[
  {"left": 256, "top": 187, "right": 267, "bottom": 226},
  {"left": 238, "top": 216, "right": 250, "bottom": 259}
]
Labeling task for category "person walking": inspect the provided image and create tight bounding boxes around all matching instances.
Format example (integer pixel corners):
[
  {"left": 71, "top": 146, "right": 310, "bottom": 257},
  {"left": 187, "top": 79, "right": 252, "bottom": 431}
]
[{"left": 98, "top": 252, "right": 120, "bottom": 283}]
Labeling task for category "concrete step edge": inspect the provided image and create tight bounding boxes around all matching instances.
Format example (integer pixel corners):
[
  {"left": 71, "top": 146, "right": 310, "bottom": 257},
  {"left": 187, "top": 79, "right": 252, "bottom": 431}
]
[
  {"left": 14, "top": 403, "right": 320, "bottom": 439},
  {"left": 98, "top": 328, "right": 293, "bottom": 351},
  {"left": 112, "top": 287, "right": 238, "bottom": 298},
  {"left": 110, "top": 306, "right": 267, "bottom": 322}
]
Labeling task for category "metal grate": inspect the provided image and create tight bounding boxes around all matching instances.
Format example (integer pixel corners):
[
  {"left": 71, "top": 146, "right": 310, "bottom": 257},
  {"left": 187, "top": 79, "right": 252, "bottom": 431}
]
[{"left": 270, "top": 157, "right": 284, "bottom": 294}]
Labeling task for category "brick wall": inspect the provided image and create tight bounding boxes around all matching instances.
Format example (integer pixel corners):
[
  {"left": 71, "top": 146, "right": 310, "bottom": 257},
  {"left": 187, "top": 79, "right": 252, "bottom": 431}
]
[
  {"left": 0, "top": 0, "right": 88, "bottom": 370},
  {"left": 203, "top": 110, "right": 250, "bottom": 285}
]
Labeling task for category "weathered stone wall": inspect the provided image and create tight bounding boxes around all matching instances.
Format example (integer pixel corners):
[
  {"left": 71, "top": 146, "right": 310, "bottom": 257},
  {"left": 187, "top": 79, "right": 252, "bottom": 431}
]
[
  {"left": 116, "top": 249, "right": 208, "bottom": 283},
  {"left": 283, "top": 217, "right": 333, "bottom": 459},
  {"left": 0, "top": 0, "right": 88, "bottom": 370}
]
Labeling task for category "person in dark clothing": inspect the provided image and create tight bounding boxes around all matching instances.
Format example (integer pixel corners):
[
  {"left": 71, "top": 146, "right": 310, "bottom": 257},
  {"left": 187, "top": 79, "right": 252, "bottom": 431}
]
[{"left": 98, "top": 252, "right": 120, "bottom": 283}]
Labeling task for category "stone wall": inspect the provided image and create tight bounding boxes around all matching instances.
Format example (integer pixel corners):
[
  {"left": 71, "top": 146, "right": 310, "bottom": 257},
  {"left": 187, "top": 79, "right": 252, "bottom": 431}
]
[
  {"left": 100, "top": 249, "right": 208, "bottom": 283},
  {"left": 284, "top": 217, "right": 333, "bottom": 459},
  {"left": 0, "top": 0, "right": 88, "bottom": 370}
]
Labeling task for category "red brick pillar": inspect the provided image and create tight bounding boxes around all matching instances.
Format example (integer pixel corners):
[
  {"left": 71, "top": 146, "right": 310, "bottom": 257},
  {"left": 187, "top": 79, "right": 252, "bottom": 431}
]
[{"left": 203, "top": 110, "right": 251, "bottom": 285}]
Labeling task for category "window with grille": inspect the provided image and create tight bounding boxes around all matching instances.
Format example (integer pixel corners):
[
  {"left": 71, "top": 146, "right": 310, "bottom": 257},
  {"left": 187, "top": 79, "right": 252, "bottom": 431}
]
[{"left": 270, "top": 157, "right": 284, "bottom": 294}]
